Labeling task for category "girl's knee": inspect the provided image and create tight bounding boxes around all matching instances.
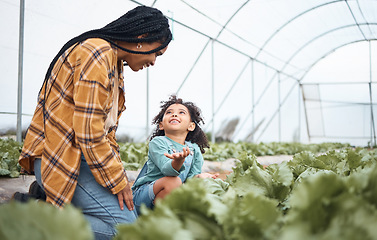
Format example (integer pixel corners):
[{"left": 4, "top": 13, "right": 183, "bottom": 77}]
[
  {"left": 154, "top": 176, "right": 182, "bottom": 198},
  {"left": 165, "top": 176, "right": 182, "bottom": 189}
]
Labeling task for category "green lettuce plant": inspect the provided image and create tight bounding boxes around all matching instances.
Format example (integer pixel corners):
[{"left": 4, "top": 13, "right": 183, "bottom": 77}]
[{"left": 0, "top": 201, "right": 93, "bottom": 240}]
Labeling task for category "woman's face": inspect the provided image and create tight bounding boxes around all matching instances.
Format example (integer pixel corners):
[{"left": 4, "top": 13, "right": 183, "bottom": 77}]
[{"left": 117, "top": 41, "right": 168, "bottom": 72}]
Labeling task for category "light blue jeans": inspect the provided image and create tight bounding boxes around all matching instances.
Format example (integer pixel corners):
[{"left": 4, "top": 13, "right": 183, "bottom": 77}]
[
  {"left": 132, "top": 180, "right": 156, "bottom": 215},
  {"left": 34, "top": 156, "right": 137, "bottom": 240}
]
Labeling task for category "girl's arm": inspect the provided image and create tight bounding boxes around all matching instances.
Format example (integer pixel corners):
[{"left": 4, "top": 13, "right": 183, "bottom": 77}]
[
  {"left": 164, "top": 146, "right": 190, "bottom": 171},
  {"left": 149, "top": 138, "right": 185, "bottom": 176}
]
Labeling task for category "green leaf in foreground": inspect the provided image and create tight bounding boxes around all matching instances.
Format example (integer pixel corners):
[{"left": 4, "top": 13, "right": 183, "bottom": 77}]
[
  {"left": 116, "top": 178, "right": 227, "bottom": 240},
  {"left": 0, "top": 201, "right": 93, "bottom": 240},
  {"left": 226, "top": 153, "right": 274, "bottom": 198},
  {"left": 265, "top": 162, "right": 294, "bottom": 202},
  {"left": 115, "top": 207, "right": 192, "bottom": 240},
  {"left": 346, "top": 162, "right": 377, "bottom": 209},
  {"left": 221, "top": 189, "right": 281, "bottom": 240},
  {"left": 157, "top": 178, "right": 227, "bottom": 239},
  {"left": 280, "top": 171, "right": 377, "bottom": 240}
]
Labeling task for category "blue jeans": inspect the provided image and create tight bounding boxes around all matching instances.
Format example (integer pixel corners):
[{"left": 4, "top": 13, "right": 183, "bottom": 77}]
[
  {"left": 132, "top": 181, "right": 156, "bottom": 215},
  {"left": 34, "top": 156, "right": 137, "bottom": 240}
]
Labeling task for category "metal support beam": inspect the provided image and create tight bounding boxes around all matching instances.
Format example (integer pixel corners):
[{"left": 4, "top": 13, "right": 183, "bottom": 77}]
[
  {"left": 211, "top": 39, "right": 215, "bottom": 143},
  {"left": 256, "top": 82, "right": 298, "bottom": 142},
  {"left": 205, "top": 58, "right": 251, "bottom": 129},
  {"left": 369, "top": 41, "right": 376, "bottom": 146},
  {"left": 17, "top": 0, "right": 25, "bottom": 143},
  {"left": 298, "top": 83, "right": 301, "bottom": 142},
  {"left": 146, "top": 68, "right": 150, "bottom": 139},
  {"left": 278, "top": 72, "right": 281, "bottom": 142},
  {"left": 251, "top": 60, "right": 255, "bottom": 142}
]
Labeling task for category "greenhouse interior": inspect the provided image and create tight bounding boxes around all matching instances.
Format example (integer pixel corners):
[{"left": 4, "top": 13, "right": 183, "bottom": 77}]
[
  {"left": 1, "top": 0, "right": 377, "bottom": 147},
  {"left": 2, "top": 1, "right": 377, "bottom": 239}
]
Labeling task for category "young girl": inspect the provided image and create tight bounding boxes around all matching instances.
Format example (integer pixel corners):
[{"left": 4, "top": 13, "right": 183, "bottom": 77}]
[{"left": 132, "top": 95, "right": 218, "bottom": 215}]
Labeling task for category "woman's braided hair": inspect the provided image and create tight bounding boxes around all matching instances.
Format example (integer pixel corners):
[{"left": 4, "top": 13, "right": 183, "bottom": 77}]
[
  {"left": 43, "top": 5, "right": 172, "bottom": 82},
  {"left": 39, "top": 5, "right": 172, "bottom": 127},
  {"left": 150, "top": 95, "right": 210, "bottom": 153}
]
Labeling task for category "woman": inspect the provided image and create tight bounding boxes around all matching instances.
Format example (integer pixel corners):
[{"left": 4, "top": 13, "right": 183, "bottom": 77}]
[{"left": 18, "top": 5, "right": 172, "bottom": 240}]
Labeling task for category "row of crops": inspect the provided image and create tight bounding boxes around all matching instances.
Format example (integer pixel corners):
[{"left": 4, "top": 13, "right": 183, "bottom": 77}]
[
  {"left": 0, "top": 137, "right": 350, "bottom": 177},
  {"left": 1, "top": 144, "right": 376, "bottom": 239},
  {"left": 115, "top": 148, "right": 377, "bottom": 240}
]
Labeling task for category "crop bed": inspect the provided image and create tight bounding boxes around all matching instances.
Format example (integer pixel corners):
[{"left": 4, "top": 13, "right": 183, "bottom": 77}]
[{"left": 1, "top": 138, "right": 376, "bottom": 239}]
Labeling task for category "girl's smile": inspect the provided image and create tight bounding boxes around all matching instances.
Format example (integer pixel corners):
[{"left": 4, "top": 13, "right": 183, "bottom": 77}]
[{"left": 169, "top": 118, "right": 180, "bottom": 124}]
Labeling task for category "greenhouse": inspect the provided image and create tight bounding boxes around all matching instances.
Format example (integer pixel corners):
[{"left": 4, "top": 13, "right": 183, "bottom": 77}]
[
  {"left": 1, "top": 0, "right": 376, "bottom": 147},
  {"left": 1, "top": 1, "right": 377, "bottom": 240}
]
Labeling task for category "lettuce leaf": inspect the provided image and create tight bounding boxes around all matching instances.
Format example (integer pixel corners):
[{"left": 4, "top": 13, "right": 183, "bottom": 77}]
[
  {"left": 116, "top": 178, "right": 227, "bottom": 240},
  {"left": 221, "top": 190, "right": 281, "bottom": 240},
  {"left": 346, "top": 162, "right": 377, "bottom": 209},
  {"left": 115, "top": 207, "right": 192, "bottom": 240},
  {"left": 265, "top": 161, "right": 293, "bottom": 202},
  {"left": 0, "top": 201, "right": 93, "bottom": 240}
]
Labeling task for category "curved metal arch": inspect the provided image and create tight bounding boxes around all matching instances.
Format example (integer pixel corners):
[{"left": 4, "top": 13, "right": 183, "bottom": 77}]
[
  {"left": 213, "top": 0, "right": 250, "bottom": 39},
  {"left": 300, "top": 39, "right": 377, "bottom": 81},
  {"left": 255, "top": 0, "right": 344, "bottom": 58},
  {"left": 345, "top": 0, "right": 367, "bottom": 40},
  {"left": 279, "top": 23, "right": 377, "bottom": 76}
]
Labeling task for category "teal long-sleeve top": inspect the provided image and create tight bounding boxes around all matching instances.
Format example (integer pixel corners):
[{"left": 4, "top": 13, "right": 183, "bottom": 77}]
[{"left": 132, "top": 136, "right": 203, "bottom": 189}]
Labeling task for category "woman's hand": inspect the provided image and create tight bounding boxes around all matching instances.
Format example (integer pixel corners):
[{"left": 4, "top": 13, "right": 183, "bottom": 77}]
[{"left": 117, "top": 184, "right": 134, "bottom": 211}]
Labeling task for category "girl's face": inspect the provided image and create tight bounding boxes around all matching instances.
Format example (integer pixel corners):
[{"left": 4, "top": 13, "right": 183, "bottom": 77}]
[
  {"left": 159, "top": 104, "right": 196, "bottom": 135},
  {"left": 117, "top": 41, "right": 168, "bottom": 72}
]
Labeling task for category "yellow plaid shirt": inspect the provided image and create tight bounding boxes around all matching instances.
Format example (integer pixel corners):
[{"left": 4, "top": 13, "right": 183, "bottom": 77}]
[{"left": 19, "top": 38, "right": 128, "bottom": 207}]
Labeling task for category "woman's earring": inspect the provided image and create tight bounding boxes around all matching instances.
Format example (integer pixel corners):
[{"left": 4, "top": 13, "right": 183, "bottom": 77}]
[{"left": 136, "top": 43, "right": 142, "bottom": 49}]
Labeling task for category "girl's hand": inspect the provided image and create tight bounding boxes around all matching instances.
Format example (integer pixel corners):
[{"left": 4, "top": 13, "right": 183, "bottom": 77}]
[
  {"left": 164, "top": 146, "right": 190, "bottom": 162},
  {"left": 196, "top": 172, "right": 220, "bottom": 179}
]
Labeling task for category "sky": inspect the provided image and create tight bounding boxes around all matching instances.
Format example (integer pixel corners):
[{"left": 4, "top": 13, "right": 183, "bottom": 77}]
[{"left": 1, "top": 0, "right": 376, "bottom": 146}]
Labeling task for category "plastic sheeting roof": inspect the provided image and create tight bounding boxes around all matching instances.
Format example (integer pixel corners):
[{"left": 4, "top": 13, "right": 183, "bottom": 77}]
[
  {"left": 1, "top": 0, "right": 376, "bottom": 146},
  {"left": 145, "top": 0, "right": 377, "bottom": 79}
]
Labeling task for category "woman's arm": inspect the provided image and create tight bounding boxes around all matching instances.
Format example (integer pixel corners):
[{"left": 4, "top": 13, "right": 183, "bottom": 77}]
[{"left": 72, "top": 40, "right": 129, "bottom": 200}]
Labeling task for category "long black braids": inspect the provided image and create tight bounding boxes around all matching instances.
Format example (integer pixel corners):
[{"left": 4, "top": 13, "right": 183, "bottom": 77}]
[
  {"left": 150, "top": 95, "right": 210, "bottom": 154},
  {"left": 39, "top": 5, "right": 172, "bottom": 127},
  {"left": 43, "top": 6, "right": 171, "bottom": 82}
]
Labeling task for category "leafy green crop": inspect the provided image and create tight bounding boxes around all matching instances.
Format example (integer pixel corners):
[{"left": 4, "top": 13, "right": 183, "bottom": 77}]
[
  {"left": 0, "top": 201, "right": 93, "bottom": 240},
  {"left": 203, "top": 141, "right": 350, "bottom": 162},
  {"left": 0, "top": 138, "right": 375, "bottom": 238},
  {"left": 115, "top": 147, "right": 377, "bottom": 240},
  {"left": 0, "top": 138, "right": 22, "bottom": 178},
  {"left": 119, "top": 142, "right": 148, "bottom": 170},
  {"left": 280, "top": 168, "right": 377, "bottom": 240},
  {"left": 0, "top": 138, "right": 351, "bottom": 176}
]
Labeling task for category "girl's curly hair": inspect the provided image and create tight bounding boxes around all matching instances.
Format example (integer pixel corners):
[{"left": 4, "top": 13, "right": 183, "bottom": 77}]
[{"left": 150, "top": 95, "right": 210, "bottom": 153}]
